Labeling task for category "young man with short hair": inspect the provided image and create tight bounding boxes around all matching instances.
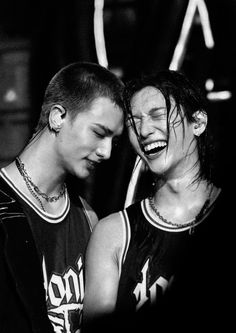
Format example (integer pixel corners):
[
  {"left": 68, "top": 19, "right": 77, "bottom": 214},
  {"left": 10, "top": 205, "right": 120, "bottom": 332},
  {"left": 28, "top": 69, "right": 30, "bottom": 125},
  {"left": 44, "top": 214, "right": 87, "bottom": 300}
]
[{"left": 0, "top": 61, "right": 125, "bottom": 333}]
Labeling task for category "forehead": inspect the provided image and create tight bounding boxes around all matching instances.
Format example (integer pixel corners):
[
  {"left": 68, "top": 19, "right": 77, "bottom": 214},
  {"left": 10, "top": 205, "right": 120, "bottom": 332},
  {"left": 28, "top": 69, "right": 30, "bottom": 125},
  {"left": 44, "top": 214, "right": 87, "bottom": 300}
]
[
  {"left": 89, "top": 96, "right": 123, "bottom": 118},
  {"left": 130, "top": 86, "right": 166, "bottom": 115},
  {"left": 75, "top": 96, "right": 124, "bottom": 134}
]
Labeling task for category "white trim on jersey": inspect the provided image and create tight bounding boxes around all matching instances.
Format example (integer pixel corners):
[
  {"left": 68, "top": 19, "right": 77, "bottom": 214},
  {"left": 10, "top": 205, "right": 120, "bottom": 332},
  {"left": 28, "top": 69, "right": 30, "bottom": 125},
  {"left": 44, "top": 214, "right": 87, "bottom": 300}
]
[
  {"left": 0, "top": 168, "right": 70, "bottom": 223},
  {"left": 141, "top": 196, "right": 220, "bottom": 233},
  {"left": 79, "top": 196, "right": 96, "bottom": 232}
]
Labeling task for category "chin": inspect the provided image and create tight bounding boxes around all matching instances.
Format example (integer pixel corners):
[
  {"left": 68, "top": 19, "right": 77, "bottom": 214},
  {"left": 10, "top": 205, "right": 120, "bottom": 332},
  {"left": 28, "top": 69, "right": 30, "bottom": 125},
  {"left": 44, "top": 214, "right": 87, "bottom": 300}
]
[
  {"left": 73, "top": 168, "right": 90, "bottom": 180},
  {"left": 148, "top": 161, "right": 168, "bottom": 176}
]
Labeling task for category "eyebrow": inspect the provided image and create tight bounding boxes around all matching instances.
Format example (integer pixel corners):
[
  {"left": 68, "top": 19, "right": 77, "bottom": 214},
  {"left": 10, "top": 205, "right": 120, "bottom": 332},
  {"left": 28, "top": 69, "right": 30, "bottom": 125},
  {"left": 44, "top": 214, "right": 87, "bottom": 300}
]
[
  {"left": 149, "top": 106, "right": 166, "bottom": 113},
  {"left": 130, "top": 106, "right": 166, "bottom": 118}
]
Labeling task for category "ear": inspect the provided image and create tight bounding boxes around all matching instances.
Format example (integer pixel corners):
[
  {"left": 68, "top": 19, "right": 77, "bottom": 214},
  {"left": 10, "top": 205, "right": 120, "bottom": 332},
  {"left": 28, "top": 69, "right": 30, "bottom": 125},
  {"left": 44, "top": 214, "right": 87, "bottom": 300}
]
[
  {"left": 192, "top": 110, "right": 208, "bottom": 137},
  {"left": 48, "top": 104, "right": 67, "bottom": 133}
]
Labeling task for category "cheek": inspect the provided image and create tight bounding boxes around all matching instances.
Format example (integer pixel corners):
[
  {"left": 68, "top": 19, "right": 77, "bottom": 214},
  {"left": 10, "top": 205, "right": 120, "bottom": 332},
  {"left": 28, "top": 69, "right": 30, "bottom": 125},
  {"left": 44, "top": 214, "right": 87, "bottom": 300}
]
[
  {"left": 168, "top": 124, "right": 185, "bottom": 146},
  {"left": 128, "top": 129, "right": 140, "bottom": 150}
]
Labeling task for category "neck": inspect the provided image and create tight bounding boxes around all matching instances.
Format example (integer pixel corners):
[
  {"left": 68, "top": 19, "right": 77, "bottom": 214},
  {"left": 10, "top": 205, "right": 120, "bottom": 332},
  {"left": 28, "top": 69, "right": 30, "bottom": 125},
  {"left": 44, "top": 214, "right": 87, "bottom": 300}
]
[
  {"left": 22, "top": 131, "right": 65, "bottom": 192},
  {"left": 156, "top": 173, "right": 206, "bottom": 195},
  {"left": 153, "top": 176, "right": 214, "bottom": 223},
  {"left": 7, "top": 131, "right": 65, "bottom": 196}
]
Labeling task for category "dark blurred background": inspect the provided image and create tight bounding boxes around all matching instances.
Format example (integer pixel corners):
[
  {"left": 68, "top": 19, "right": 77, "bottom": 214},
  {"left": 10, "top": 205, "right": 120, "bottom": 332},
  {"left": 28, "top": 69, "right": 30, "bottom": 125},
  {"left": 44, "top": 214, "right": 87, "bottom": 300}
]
[{"left": 0, "top": 0, "right": 235, "bottom": 218}]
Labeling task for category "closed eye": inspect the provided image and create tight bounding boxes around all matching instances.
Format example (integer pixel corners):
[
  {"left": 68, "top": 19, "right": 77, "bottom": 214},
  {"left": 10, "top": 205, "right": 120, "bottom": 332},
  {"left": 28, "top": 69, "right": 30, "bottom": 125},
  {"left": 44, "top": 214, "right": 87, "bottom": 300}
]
[
  {"left": 126, "top": 116, "right": 141, "bottom": 128},
  {"left": 93, "top": 130, "right": 106, "bottom": 139},
  {"left": 150, "top": 109, "right": 166, "bottom": 121}
]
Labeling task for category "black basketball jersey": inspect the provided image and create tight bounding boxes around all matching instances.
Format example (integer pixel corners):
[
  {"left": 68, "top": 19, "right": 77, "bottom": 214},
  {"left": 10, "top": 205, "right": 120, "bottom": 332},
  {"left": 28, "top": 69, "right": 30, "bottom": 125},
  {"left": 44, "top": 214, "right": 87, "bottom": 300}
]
[
  {"left": 20, "top": 196, "right": 91, "bottom": 333},
  {"left": 0, "top": 169, "right": 92, "bottom": 333},
  {"left": 116, "top": 191, "right": 232, "bottom": 332}
]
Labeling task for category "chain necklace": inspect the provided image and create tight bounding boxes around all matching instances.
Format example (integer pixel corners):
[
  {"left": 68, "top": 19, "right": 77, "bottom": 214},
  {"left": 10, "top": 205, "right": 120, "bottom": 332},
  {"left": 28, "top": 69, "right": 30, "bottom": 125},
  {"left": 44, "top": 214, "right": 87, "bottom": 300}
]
[
  {"left": 148, "top": 195, "right": 211, "bottom": 230},
  {"left": 15, "top": 157, "right": 66, "bottom": 211}
]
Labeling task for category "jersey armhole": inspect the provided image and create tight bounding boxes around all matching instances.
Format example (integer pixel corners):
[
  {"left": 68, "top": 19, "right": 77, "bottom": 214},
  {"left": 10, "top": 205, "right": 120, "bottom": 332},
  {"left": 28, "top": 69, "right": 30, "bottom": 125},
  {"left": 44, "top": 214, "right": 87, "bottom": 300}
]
[
  {"left": 118, "top": 210, "right": 131, "bottom": 278},
  {"left": 79, "top": 196, "right": 98, "bottom": 231}
]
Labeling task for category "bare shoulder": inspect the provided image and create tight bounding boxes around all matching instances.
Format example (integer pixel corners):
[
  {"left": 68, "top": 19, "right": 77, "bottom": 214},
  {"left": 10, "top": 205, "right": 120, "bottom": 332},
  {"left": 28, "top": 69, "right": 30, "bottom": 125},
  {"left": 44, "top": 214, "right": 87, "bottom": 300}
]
[
  {"left": 88, "top": 211, "right": 124, "bottom": 255},
  {"left": 94, "top": 211, "right": 123, "bottom": 235}
]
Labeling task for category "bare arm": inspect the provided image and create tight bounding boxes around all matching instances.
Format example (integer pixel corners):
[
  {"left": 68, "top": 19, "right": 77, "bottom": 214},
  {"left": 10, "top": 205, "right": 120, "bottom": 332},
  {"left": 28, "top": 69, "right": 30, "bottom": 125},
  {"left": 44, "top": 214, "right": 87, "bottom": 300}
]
[{"left": 83, "top": 212, "right": 123, "bottom": 328}]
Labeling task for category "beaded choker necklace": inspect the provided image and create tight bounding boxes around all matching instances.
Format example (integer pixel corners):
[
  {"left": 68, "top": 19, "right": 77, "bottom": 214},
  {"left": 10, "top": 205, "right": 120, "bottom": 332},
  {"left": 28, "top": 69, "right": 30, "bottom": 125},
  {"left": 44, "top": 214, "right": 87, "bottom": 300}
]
[
  {"left": 148, "top": 194, "right": 211, "bottom": 231},
  {"left": 15, "top": 156, "right": 66, "bottom": 211}
]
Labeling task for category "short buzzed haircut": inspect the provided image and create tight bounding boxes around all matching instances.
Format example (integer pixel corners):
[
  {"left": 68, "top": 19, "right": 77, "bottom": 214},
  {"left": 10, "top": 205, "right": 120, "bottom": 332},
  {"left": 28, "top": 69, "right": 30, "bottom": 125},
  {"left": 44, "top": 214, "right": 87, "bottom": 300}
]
[{"left": 36, "top": 62, "right": 125, "bottom": 132}]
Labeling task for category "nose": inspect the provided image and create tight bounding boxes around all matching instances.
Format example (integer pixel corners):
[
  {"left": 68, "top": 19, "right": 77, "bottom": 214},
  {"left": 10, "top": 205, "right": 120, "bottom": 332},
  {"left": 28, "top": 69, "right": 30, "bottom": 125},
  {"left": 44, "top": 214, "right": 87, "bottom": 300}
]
[
  {"left": 96, "top": 138, "right": 112, "bottom": 160},
  {"left": 139, "top": 117, "right": 154, "bottom": 139}
]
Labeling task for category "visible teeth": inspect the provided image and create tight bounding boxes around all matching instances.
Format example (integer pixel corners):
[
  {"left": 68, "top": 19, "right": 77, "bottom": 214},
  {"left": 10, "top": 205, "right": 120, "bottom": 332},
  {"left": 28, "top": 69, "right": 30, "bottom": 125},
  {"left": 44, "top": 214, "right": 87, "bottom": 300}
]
[{"left": 144, "top": 141, "right": 167, "bottom": 152}]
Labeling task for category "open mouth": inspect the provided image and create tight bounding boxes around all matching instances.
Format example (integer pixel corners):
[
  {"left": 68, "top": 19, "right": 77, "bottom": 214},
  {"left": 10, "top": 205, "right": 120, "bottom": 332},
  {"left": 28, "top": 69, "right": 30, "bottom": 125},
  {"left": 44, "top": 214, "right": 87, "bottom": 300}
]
[{"left": 142, "top": 140, "right": 167, "bottom": 156}]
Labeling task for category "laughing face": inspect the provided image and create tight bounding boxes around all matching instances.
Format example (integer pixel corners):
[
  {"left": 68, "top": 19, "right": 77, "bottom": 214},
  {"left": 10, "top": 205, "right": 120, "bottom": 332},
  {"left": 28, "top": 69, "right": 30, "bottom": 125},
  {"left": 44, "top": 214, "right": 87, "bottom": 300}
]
[{"left": 127, "top": 86, "right": 199, "bottom": 179}]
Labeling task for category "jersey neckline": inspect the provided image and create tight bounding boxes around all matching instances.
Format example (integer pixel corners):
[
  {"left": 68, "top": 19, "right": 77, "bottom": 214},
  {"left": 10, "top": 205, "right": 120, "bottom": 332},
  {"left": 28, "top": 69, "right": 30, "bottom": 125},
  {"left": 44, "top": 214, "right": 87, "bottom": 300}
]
[
  {"left": 0, "top": 168, "right": 70, "bottom": 223},
  {"left": 141, "top": 189, "right": 221, "bottom": 233}
]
